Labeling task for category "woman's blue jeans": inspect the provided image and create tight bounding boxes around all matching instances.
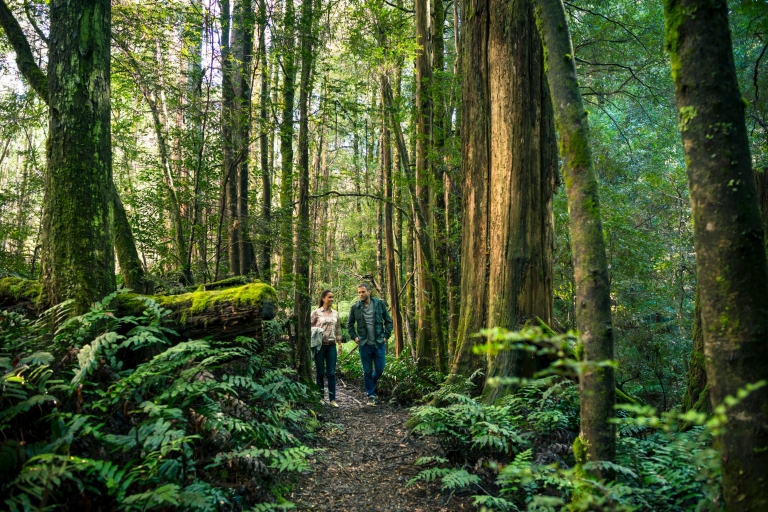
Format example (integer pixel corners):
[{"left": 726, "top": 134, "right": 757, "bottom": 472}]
[
  {"left": 359, "top": 343, "right": 386, "bottom": 397},
  {"left": 314, "top": 344, "right": 337, "bottom": 400}
]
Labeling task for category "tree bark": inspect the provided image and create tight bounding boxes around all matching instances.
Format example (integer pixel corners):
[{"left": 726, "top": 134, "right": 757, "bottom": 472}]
[
  {"left": 113, "top": 192, "right": 148, "bottom": 293},
  {"left": 663, "top": 0, "right": 768, "bottom": 508},
  {"left": 40, "top": 0, "right": 115, "bottom": 313},
  {"left": 450, "top": 0, "right": 556, "bottom": 399},
  {"left": 535, "top": 0, "right": 615, "bottom": 467},
  {"left": 679, "top": 287, "right": 710, "bottom": 423}
]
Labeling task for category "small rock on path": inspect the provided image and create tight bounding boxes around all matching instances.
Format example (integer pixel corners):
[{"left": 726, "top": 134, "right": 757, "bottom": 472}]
[{"left": 290, "top": 382, "right": 475, "bottom": 511}]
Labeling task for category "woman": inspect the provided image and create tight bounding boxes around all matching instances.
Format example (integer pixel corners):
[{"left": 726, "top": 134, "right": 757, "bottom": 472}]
[{"left": 311, "top": 289, "right": 343, "bottom": 407}]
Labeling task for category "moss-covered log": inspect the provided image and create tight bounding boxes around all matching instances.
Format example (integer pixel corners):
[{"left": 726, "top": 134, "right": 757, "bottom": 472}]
[
  {"left": 118, "top": 283, "right": 277, "bottom": 342},
  {"left": 0, "top": 277, "right": 42, "bottom": 313},
  {"left": 663, "top": 0, "right": 768, "bottom": 508}
]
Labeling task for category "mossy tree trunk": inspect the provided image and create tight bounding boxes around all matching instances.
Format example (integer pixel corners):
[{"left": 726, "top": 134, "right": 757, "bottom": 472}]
[
  {"left": 114, "top": 192, "right": 148, "bottom": 293},
  {"left": 534, "top": 0, "right": 615, "bottom": 467},
  {"left": 0, "top": 0, "right": 149, "bottom": 302},
  {"left": 293, "top": 0, "right": 318, "bottom": 382},
  {"left": 679, "top": 288, "right": 710, "bottom": 420},
  {"left": 663, "top": 0, "right": 768, "bottom": 508},
  {"left": 40, "top": 0, "right": 116, "bottom": 313},
  {"left": 279, "top": 0, "right": 298, "bottom": 285}
]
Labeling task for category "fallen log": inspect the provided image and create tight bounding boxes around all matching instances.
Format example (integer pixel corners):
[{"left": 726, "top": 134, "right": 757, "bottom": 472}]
[
  {"left": 1, "top": 277, "right": 277, "bottom": 343},
  {"left": 117, "top": 283, "right": 277, "bottom": 342}
]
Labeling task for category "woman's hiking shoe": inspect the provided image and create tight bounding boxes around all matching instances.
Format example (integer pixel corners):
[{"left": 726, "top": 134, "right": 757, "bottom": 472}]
[
  {"left": 367, "top": 396, "right": 378, "bottom": 407},
  {"left": 329, "top": 400, "right": 339, "bottom": 408}
]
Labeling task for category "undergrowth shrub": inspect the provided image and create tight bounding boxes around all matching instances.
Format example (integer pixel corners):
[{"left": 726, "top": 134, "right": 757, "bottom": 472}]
[
  {"left": 406, "top": 327, "right": 735, "bottom": 511},
  {"left": 1, "top": 292, "right": 319, "bottom": 511}
]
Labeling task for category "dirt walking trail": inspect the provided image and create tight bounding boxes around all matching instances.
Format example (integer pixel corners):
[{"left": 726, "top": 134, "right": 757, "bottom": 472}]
[{"left": 290, "top": 382, "right": 475, "bottom": 511}]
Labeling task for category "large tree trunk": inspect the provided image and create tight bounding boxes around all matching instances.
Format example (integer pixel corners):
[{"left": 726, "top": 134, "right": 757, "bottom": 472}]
[
  {"left": 40, "top": 0, "right": 115, "bottom": 313},
  {"left": 663, "top": 0, "right": 768, "bottom": 508},
  {"left": 535, "top": 0, "right": 615, "bottom": 468},
  {"left": 279, "top": 0, "right": 298, "bottom": 284},
  {"left": 293, "top": 0, "right": 317, "bottom": 381},
  {"left": 451, "top": 0, "right": 556, "bottom": 399}
]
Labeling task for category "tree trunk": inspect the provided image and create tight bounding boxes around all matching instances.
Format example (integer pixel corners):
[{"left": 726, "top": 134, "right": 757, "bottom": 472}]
[
  {"left": 382, "top": 77, "right": 404, "bottom": 356},
  {"left": 259, "top": 0, "right": 271, "bottom": 281},
  {"left": 663, "top": 0, "right": 768, "bottom": 508},
  {"left": 221, "top": 0, "right": 240, "bottom": 276},
  {"left": 535, "top": 0, "right": 615, "bottom": 468},
  {"left": 40, "top": 0, "right": 115, "bottom": 313},
  {"left": 450, "top": 0, "right": 556, "bottom": 398},
  {"left": 114, "top": 191, "right": 148, "bottom": 293},
  {"left": 293, "top": 0, "right": 317, "bottom": 382},
  {"left": 279, "top": 0, "right": 298, "bottom": 283},
  {"left": 232, "top": 0, "right": 255, "bottom": 275},
  {"left": 679, "top": 287, "right": 710, "bottom": 422}
]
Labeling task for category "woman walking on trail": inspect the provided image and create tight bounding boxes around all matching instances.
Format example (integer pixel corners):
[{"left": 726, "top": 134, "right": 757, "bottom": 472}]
[{"left": 311, "top": 290, "right": 343, "bottom": 407}]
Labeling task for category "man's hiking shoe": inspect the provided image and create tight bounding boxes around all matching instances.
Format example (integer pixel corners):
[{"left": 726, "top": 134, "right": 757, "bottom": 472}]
[
  {"left": 367, "top": 396, "right": 378, "bottom": 407},
  {"left": 329, "top": 400, "right": 339, "bottom": 408}
]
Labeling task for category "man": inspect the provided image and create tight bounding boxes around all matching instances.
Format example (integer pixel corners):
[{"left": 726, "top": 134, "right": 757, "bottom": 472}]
[{"left": 347, "top": 283, "right": 393, "bottom": 406}]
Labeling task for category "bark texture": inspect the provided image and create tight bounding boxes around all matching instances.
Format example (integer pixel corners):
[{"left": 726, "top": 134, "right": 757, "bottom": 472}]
[
  {"left": 664, "top": 0, "right": 768, "bottom": 508},
  {"left": 451, "top": 0, "right": 556, "bottom": 398},
  {"left": 535, "top": 0, "right": 615, "bottom": 466},
  {"left": 40, "top": 0, "right": 116, "bottom": 313},
  {"left": 679, "top": 288, "right": 711, "bottom": 422},
  {"left": 113, "top": 191, "right": 148, "bottom": 293}
]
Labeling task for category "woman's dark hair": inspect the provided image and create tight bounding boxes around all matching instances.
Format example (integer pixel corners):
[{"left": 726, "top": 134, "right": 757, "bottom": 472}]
[{"left": 318, "top": 289, "right": 333, "bottom": 308}]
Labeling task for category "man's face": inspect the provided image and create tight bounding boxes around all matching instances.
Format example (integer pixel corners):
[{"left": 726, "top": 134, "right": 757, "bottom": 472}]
[{"left": 357, "top": 286, "right": 370, "bottom": 303}]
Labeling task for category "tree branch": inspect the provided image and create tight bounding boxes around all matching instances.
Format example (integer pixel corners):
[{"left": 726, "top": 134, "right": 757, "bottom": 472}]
[
  {"left": 308, "top": 190, "right": 414, "bottom": 227},
  {"left": 23, "top": 1, "right": 48, "bottom": 45},
  {"left": 0, "top": 0, "right": 48, "bottom": 103}
]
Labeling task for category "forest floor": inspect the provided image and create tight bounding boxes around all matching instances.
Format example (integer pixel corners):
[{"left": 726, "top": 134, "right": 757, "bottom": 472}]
[{"left": 288, "top": 379, "right": 476, "bottom": 511}]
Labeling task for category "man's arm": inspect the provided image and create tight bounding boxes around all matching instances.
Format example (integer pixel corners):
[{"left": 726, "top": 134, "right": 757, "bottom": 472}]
[
  {"left": 346, "top": 305, "right": 358, "bottom": 341},
  {"left": 382, "top": 300, "right": 393, "bottom": 340}
]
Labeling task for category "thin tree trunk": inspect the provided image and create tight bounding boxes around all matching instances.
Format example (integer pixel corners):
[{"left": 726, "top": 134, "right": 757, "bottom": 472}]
[
  {"left": 663, "top": 1, "right": 768, "bottom": 507},
  {"left": 221, "top": 0, "right": 240, "bottom": 276},
  {"left": 114, "top": 191, "right": 148, "bottom": 293},
  {"left": 294, "top": 0, "right": 317, "bottom": 381},
  {"left": 535, "top": 0, "right": 615, "bottom": 467},
  {"left": 279, "top": 0, "right": 298, "bottom": 283},
  {"left": 381, "top": 77, "right": 404, "bottom": 355},
  {"left": 679, "top": 287, "right": 710, "bottom": 421},
  {"left": 259, "top": 0, "right": 271, "bottom": 281},
  {"left": 232, "top": 0, "right": 255, "bottom": 275}
]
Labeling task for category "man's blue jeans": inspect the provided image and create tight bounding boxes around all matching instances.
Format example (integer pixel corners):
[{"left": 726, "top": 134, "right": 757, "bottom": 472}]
[
  {"left": 314, "top": 344, "right": 337, "bottom": 400},
  {"left": 359, "top": 342, "right": 386, "bottom": 397}
]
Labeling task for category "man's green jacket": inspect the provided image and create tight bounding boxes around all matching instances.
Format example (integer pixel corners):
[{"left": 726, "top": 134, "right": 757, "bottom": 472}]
[{"left": 347, "top": 297, "right": 393, "bottom": 345}]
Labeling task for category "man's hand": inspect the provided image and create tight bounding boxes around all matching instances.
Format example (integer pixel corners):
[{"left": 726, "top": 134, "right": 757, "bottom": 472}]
[{"left": 355, "top": 337, "right": 360, "bottom": 344}]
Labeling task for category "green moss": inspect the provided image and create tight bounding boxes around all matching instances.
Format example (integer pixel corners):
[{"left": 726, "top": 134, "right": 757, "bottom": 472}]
[
  {"left": 616, "top": 387, "right": 642, "bottom": 406},
  {"left": 573, "top": 436, "right": 588, "bottom": 478},
  {"left": 0, "top": 277, "right": 42, "bottom": 304},
  {"left": 119, "top": 283, "right": 277, "bottom": 324},
  {"left": 678, "top": 106, "right": 697, "bottom": 132},
  {"left": 565, "top": 127, "right": 591, "bottom": 171}
]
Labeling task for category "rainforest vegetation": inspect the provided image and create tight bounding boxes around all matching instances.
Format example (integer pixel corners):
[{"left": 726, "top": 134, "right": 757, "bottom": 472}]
[{"left": 1, "top": 0, "right": 767, "bottom": 510}]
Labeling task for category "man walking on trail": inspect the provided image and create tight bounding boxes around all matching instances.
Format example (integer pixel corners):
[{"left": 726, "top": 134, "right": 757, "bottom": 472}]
[{"left": 347, "top": 283, "right": 393, "bottom": 406}]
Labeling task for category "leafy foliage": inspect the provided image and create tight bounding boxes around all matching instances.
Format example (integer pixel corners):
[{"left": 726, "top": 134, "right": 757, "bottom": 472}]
[{"left": 0, "top": 298, "right": 320, "bottom": 510}]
